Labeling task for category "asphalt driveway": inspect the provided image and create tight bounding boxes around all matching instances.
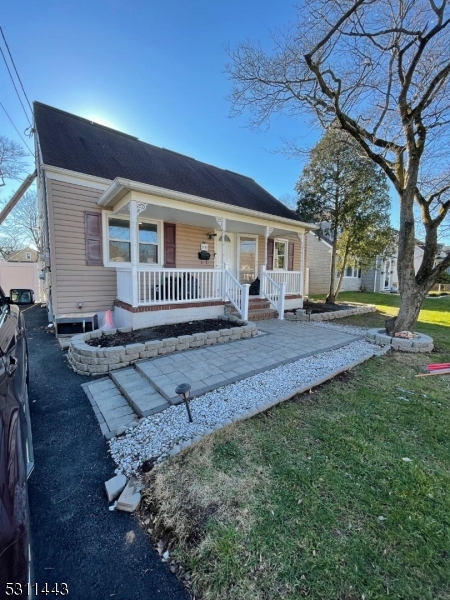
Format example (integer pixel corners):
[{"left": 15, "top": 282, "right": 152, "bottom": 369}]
[{"left": 26, "top": 305, "right": 188, "bottom": 600}]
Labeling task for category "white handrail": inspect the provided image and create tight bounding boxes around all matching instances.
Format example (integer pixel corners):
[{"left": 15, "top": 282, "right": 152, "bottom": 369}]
[
  {"left": 224, "top": 269, "right": 250, "bottom": 321},
  {"left": 259, "top": 265, "right": 285, "bottom": 320},
  {"left": 266, "top": 270, "right": 302, "bottom": 295}
]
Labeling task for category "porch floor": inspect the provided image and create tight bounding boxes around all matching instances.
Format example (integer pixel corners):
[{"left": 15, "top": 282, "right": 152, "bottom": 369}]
[{"left": 83, "top": 320, "right": 362, "bottom": 438}]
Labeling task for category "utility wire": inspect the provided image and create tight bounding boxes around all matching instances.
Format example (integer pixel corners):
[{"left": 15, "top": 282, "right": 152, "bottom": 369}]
[
  {"left": 0, "top": 46, "right": 32, "bottom": 127},
  {"left": 0, "top": 101, "right": 34, "bottom": 156},
  {"left": 0, "top": 26, "right": 33, "bottom": 114}
]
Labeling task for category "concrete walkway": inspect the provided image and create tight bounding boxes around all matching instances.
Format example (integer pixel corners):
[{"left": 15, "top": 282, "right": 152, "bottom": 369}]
[{"left": 84, "top": 320, "right": 362, "bottom": 438}]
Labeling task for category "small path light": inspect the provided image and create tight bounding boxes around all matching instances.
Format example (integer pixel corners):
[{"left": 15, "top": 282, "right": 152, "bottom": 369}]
[{"left": 175, "top": 382, "right": 193, "bottom": 423}]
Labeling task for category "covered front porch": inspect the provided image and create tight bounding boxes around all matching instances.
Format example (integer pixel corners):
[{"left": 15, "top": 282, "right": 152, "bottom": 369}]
[{"left": 97, "top": 180, "right": 311, "bottom": 327}]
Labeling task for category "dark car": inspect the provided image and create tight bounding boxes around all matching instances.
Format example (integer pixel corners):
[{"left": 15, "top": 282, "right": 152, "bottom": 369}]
[{"left": 0, "top": 287, "right": 34, "bottom": 596}]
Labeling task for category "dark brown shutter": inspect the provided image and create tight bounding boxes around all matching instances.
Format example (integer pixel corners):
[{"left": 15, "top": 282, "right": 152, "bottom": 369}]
[
  {"left": 288, "top": 241, "right": 295, "bottom": 271},
  {"left": 85, "top": 212, "right": 102, "bottom": 266},
  {"left": 164, "top": 223, "right": 176, "bottom": 267},
  {"left": 266, "top": 238, "right": 274, "bottom": 270}
]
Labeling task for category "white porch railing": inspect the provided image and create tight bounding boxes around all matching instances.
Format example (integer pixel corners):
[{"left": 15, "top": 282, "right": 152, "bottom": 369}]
[
  {"left": 137, "top": 268, "right": 223, "bottom": 305},
  {"left": 266, "top": 270, "right": 303, "bottom": 296},
  {"left": 260, "top": 265, "right": 286, "bottom": 319},
  {"left": 223, "top": 269, "right": 249, "bottom": 321},
  {"left": 116, "top": 267, "right": 223, "bottom": 306}
]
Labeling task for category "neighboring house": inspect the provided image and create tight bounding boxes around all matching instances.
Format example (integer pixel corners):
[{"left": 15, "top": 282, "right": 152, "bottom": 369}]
[
  {"left": 361, "top": 245, "right": 424, "bottom": 292},
  {"left": 434, "top": 245, "right": 450, "bottom": 274},
  {"left": 34, "top": 102, "right": 315, "bottom": 328},
  {"left": 6, "top": 247, "right": 38, "bottom": 262},
  {"left": 306, "top": 231, "right": 363, "bottom": 295}
]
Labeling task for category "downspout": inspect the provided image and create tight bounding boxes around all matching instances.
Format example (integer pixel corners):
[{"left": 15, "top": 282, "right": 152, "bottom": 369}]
[
  {"left": 35, "top": 126, "right": 53, "bottom": 320},
  {"left": 373, "top": 256, "right": 378, "bottom": 293}
]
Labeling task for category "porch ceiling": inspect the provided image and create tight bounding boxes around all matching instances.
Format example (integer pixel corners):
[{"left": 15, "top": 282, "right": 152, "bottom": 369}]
[{"left": 113, "top": 201, "right": 304, "bottom": 237}]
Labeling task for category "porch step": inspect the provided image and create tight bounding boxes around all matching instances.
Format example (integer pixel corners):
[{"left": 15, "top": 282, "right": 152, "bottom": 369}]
[
  {"left": 110, "top": 367, "right": 170, "bottom": 417},
  {"left": 246, "top": 308, "right": 278, "bottom": 321}
]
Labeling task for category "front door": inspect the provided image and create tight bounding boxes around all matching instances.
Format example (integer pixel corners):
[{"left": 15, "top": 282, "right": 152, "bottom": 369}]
[
  {"left": 216, "top": 232, "right": 236, "bottom": 275},
  {"left": 238, "top": 235, "right": 257, "bottom": 284}
]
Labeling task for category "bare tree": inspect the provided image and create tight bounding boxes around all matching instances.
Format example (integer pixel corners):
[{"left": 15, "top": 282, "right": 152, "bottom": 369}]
[
  {"left": 278, "top": 193, "right": 298, "bottom": 211},
  {"left": 0, "top": 135, "right": 28, "bottom": 185},
  {"left": 0, "top": 189, "right": 42, "bottom": 257},
  {"left": 227, "top": 0, "right": 450, "bottom": 334}
]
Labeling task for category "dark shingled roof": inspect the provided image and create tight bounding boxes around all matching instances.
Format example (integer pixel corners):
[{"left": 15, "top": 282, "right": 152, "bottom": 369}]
[{"left": 34, "top": 102, "right": 303, "bottom": 222}]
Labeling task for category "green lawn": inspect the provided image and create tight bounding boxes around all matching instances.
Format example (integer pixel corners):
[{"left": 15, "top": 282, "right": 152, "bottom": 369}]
[{"left": 143, "top": 293, "right": 450, "bottom": 600}]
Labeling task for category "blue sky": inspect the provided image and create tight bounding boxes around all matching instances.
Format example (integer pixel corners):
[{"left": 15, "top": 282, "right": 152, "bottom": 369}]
[{"left": 1, "top": 1, "right": 401, "bottom": 227}]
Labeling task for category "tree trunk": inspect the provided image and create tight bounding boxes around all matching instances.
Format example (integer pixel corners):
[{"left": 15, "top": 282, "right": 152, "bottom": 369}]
[
  {"left": 385, "top": 185, "right": 425, "bottom": 335},
  {"left": 326, "top": 235, "right": 338, "bottom": 303},
  {"left": 385, "top": 284, "right": 427, "bottom": 335},
  {"left": 334, "top": 244, "right": 350, "bottom": 301}
]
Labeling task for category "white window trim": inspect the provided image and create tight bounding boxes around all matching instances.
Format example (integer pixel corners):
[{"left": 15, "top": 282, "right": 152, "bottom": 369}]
[
  {"left": 237, "top": 234, "right": 258, "bottom": 281},
  {"left": 343, "top": 266, "right": 361, "bottom": 278},
  {"left": 25, "top": 252, "right": 31, "bottom": 260},
  {"left": 102, "top": 210, "right": 163, "bottom": 268},
  {"left": 272, "top": 238, "right": 288, "bottom": 271}
]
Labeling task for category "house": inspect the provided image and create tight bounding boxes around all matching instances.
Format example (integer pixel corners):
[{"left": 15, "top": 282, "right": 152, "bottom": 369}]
[
  {"left": 33, "top": 102, "right": 315, "bottom": 328},
  {"left": 6, "top": 247, "right": 39, "bottom": 262},
  {"left": 306, "top": 231, "right": 364, "bottom": 295},
  {"left": 361, "top": 245, "right": 424, "bottom": 292}
]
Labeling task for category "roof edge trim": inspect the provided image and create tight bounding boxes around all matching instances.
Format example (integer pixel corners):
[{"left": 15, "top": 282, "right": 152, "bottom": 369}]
[{"left": 98, "top": 177, "right": 317, "bottom": 231}]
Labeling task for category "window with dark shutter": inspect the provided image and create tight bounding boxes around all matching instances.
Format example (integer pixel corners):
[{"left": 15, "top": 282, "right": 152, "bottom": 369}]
[{"left": 85, "top": 212, "right": 103, "bottom": 266}]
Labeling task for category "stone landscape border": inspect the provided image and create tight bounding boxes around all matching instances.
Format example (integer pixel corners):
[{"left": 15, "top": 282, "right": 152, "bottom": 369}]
[
  {"left": 67, "top": 316, "right": 258, "bottom": 375},
  {"left": 285, "top": 303, "right": 377, "bottom": 322},
  {"left": 365, "top": 328, "right": 434, "bottom": 352}
]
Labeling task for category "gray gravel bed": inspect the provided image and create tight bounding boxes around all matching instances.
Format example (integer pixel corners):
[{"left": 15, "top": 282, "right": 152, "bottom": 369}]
[
  {"left": 109, "top": 339, "right": 378, "bottom": 476},
  {"left": 304, "top": 321, "right": 370, "bottom": 336}
]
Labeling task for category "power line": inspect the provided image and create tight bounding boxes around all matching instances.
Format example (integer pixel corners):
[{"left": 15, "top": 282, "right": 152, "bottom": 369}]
[
  {"left": 0, "top": 26, "right": 33, "bottom": 115},
  {"left": 0, "top": 46, "right": 32, "bottom": 127},
  {"left": 0, "top": 101, "right": 34, "bottom": 156}
]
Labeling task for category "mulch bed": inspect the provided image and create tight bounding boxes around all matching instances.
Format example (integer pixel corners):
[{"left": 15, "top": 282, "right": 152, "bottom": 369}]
[
  {"left": 300, "top": 300, "right": 354, "bottom": 314},
  {"left": 87, "top": 319, "right": 243, "bottom": 348}
]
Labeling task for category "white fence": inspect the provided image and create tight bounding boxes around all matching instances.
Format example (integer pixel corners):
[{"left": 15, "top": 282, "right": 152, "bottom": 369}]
[{"left": 0, "top": 262, "right": 45, "bottom": 301}]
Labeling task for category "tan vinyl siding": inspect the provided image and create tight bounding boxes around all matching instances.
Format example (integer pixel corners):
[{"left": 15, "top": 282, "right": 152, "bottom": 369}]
[
  {"left": 48, "top": 179, "right": 116, "bottom": 314},
  {"left": 306, "top": 233, "right": 332, "bottom": 294},
  {"left": 176, "top": 223, "right": 213, "bottom": 268}
]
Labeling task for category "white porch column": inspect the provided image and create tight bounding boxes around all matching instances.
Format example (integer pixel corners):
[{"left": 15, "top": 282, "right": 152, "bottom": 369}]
[
  {"left": 299, "top": 231, "right": 306, "bottom": 300},
  {"left": 216, "top": 216, "right": 226, "bottom": 300},
  {"left": 129, "top": 200, "right": 147, "bottom": 307},
  {"left": 259, "top": 264, "right": 266, "bottom": 296}
]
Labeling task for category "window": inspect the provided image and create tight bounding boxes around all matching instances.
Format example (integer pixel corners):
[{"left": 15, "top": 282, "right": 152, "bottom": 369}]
[
  {"left": 108, "top": 218, "right": 130, "bottom": 262},
  {"left": 274, "top": 240, "right": 287, "bottom": 269},
  {"left": 25, "top": 252, "right": 31, "bottom": 260},
  {"left": 106, "top": 216, "right": 161, "bottom": 264},
  {"left": 344, "top": 266, "right": 361, "bottom": 278},
  {"left": 139, "top": 222, "right": 158, "bottom": 263}
]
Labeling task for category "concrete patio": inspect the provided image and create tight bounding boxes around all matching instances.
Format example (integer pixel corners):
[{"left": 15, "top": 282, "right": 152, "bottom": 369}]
[{"left": 83, "top": 320, "right": 362, "bottom": 438}]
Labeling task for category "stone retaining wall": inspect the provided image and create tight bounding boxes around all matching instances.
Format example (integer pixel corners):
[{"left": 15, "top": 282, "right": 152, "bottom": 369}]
[
  {"left": 365, "top": 328, "right": 434, "bottom": 352},
  {"left": 67, "top": 317, "right": 258, "bottom": 376},
  {"left": 285, "top": 303, "right": 376, "bottom": 322}
]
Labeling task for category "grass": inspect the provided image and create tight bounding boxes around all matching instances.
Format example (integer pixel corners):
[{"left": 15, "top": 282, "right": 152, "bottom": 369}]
[{"left": 142, "top": 293, "right": 450, "bottom": 600}]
